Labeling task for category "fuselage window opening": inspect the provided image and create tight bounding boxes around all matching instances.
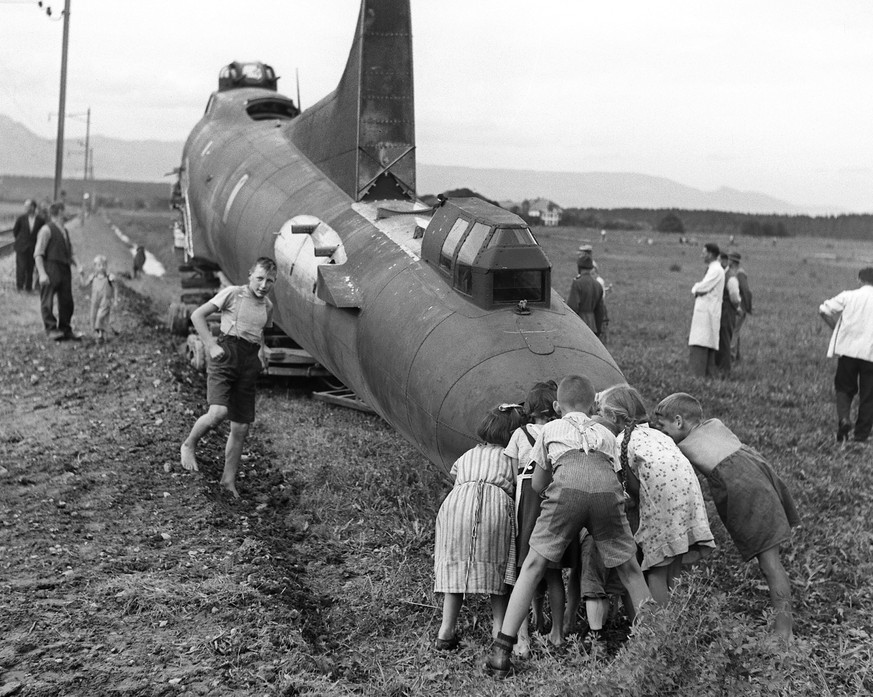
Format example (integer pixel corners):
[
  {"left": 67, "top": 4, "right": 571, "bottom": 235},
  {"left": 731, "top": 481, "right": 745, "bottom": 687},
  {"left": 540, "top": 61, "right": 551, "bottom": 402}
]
[
  {"left": 493, "top": 269, "right": 546, "bottom": 304},
  {"left": 456, "top": 222, "right": 490, "bottom": 266},
  {"left": 455, "top": 263, "right": 472, "bottom": 295},
  {"left": 246, "top": 98, "right": 300, "bottom": 121},
  {"left": 439, "top": 218, "right": 470, "bottom": 272},
  {"left": 488, "top": 226, "right": 537, "bottom": 247},
  {"left": 454, "top": 221, "right": 489, "bottom": 295}
]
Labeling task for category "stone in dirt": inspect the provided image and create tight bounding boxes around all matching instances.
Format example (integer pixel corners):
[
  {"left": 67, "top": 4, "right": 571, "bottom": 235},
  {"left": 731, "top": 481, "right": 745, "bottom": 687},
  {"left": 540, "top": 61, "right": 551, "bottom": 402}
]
[{"left": 0, "top": 682, "right": 23, "bottom": 697}]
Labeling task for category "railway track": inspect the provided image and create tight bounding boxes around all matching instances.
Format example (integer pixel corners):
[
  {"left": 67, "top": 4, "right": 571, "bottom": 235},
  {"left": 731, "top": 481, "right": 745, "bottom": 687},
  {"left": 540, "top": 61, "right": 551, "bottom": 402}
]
[{"left": 0, "top": 228, "right": 13, "bottom": 257}]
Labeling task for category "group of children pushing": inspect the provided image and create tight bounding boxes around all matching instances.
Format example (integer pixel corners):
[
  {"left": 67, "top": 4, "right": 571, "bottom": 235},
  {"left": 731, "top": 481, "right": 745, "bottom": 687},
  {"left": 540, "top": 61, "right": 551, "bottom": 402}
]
[{"left": 432, "top": 375, "right": 799, "bottom": 677}]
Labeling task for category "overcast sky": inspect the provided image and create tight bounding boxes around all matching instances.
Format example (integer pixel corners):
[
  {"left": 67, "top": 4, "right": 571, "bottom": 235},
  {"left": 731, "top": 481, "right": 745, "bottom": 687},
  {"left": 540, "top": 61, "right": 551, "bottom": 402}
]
[{"left": 2, "top": 0, "right": 872, "bottom": 212}]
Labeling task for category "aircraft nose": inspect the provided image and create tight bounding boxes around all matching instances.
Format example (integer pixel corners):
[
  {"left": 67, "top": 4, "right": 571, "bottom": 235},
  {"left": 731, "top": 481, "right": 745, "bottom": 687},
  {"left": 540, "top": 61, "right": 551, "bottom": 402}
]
[{"left": 432, "top": 345, "right": 623, "bottom": 470}]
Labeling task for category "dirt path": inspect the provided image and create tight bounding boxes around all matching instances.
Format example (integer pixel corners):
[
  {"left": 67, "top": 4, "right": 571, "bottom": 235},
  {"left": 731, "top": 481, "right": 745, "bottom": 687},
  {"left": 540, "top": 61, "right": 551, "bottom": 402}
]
[{"left": 0, "top": 217, "right": 330, "bottom": 696}]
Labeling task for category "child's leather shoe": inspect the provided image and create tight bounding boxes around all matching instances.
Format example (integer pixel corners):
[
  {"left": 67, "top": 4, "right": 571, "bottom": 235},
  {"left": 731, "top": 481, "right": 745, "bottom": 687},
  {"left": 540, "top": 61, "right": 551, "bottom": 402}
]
[{"left": 485, "top": 632, "right": 516, "bottom": 678}]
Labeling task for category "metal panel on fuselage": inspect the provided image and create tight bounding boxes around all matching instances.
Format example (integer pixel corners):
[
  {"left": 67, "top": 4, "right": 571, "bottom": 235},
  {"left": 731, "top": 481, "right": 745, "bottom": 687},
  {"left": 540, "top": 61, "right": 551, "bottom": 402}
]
[
  {"left": 356, "top": 266, "right": 454, "bottom": 451},
  {"left": 406, "top": 298, "right": 624, "bottom": 468},
  {"left": 434, "top": 344, "right": 624, "bottom": 467}
]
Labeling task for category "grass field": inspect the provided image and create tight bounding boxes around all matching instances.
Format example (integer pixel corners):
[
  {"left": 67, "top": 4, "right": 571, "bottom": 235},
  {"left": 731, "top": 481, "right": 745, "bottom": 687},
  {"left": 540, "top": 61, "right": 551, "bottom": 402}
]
[
  {"left": 226, "top": 225, "right": 873, "bottom": 694},
  {"left": 15, "top": 210, "right": 871, "bottom": 695},
  {"left": 112, "top": 216, "right": 873, "bottom": 695}
]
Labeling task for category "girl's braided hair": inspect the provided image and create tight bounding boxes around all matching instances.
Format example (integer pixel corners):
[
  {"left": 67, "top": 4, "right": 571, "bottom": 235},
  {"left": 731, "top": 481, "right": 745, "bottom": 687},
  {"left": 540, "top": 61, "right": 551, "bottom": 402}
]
[{"left": 598, "top": 384, "right": 649, "bottom": 477}]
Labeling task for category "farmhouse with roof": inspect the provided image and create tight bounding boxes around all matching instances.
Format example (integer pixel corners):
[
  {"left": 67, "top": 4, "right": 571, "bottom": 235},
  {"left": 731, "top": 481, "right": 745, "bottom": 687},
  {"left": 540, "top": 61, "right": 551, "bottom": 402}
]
[{"left": 526, "top": 198, "right": 562, "bottom": 226}]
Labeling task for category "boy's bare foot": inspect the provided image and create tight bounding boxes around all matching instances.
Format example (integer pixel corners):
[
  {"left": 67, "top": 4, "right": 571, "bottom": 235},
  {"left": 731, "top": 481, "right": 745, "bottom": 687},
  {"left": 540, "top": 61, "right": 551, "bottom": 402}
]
[
  {"left": 220, "top": 478, "right": 240, "bottom": 499},
  {"left": 180, "top": 443, "right": 199, "bottom": 471},
  {"left": 773, "top": 612, "right": 794, "bottom": 645}
]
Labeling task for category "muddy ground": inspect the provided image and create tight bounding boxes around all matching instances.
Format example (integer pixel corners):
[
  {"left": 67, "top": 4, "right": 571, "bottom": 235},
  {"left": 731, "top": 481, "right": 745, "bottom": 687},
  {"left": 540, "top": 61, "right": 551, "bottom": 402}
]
[{"left": 0, "top": 215, "right": 357, "bottom": 696}]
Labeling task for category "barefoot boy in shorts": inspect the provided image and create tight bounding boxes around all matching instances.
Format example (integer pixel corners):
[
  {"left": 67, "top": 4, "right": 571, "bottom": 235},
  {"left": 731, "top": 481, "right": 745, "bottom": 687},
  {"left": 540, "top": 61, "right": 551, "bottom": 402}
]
[
  {"left": 653, "top": 392, "right": 800, "bottom": 643},
  {"left": 180, "top": 257, "right": 277, "bottom": 498},
  {"left": 486, "top": 375, "right": 651, "bottom": 677}
]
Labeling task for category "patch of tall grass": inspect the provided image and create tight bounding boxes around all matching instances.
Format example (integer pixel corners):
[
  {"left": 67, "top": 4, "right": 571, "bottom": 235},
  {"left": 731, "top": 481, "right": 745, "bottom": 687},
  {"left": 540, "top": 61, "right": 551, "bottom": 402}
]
[{"left": 248, "top": 228, "right": 873, "bottom": 695}]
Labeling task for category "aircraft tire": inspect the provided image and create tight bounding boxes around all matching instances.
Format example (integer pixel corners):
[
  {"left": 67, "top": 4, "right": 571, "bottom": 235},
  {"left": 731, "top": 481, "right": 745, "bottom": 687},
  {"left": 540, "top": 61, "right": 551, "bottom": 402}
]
[
  {"left": 185, "top": 334, "right": 206, "bottom": 372},
  {"left": 168, "top": 302, "right": 192, "bottom": 336}
]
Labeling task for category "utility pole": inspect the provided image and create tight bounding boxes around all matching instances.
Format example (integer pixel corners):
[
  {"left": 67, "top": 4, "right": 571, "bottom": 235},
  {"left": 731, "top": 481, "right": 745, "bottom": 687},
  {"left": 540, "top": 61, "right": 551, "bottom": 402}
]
[
  {"left": 82, "top": 106, "right": 90, "bottom": 218},
  {"left": 52, "top": 0, "right": 71, "bottom": 202}
]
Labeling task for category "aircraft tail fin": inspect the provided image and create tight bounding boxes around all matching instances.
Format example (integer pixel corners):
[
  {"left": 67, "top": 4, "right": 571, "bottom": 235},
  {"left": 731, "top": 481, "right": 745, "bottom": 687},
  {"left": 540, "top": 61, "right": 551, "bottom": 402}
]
[{"left": 288, "top": 0, "right": 415, "bottom": 202}]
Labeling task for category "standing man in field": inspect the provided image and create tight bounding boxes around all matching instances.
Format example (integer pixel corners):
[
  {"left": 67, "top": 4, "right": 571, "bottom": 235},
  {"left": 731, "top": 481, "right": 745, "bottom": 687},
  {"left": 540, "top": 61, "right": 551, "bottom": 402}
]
[
  {"left": 819, "top": 267, "right": 873, "bottom": 443},
  {"left": 34, "top": 202, "right": 81, "bottom": 341},
  {"left": 715, "top": 253, "right": 741, "bottom": 376},
  {"left": 729, "top": 253, "right": 753, "bottom": 363},
  {"left": 578, "top": 242, "right": 609, "bottom": 294},
  {"left": 180, "top": 257, "right": 277, "bottom": 497},
  {"left": 688, "top": 243, "right": 725, "bottom": 377},
  {"left": 12, "top": 198, "right": 44, "bottom": 292},
  {"left": 567, "top": 255, "right": 608, "bottom": 344}
]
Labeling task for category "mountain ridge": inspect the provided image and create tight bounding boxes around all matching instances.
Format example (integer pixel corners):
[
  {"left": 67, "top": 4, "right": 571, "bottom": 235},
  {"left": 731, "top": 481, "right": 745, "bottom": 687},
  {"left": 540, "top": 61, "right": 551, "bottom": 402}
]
[{"left": 0, "top": 114, "right": 837, "bottom": 215}]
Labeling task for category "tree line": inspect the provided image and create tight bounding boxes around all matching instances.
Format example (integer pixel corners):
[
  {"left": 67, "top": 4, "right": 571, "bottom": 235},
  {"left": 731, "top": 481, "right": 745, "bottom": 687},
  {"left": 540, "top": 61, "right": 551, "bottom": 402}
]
[{"left": 562, "top": 207, "right": 872, "bottom": 241}]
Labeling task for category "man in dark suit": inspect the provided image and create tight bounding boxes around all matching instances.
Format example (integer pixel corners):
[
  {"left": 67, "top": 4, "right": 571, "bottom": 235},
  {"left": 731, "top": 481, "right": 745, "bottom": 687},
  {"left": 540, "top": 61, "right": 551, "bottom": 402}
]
[
  {"left": 34, "top": 202, "right": 81, "bottom": 341},
  {"left": 566, "top": 256, "right": 608, "bottom": 344},
  {"left": 12, "top": 199, "right": 44, "bottom": 292}
]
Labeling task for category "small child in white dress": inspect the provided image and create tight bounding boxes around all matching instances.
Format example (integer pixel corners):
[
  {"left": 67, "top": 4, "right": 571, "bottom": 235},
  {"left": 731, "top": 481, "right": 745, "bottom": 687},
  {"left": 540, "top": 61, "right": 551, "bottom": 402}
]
[{"left": 79, "top": 254, "right": 117, "bottom": 341}]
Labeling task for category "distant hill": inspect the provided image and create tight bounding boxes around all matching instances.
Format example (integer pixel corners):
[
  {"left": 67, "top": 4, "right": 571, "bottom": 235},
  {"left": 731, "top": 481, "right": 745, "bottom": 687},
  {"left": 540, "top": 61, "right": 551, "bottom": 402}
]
[
  {"left": 0, "top": 114, "right": 837, "bottom": 215},
  {"left": 417, "top": 165, "right": 813, "bottom": 216},
  {"left": 0, "top": 114, "right": 181, "bottom": 183}
]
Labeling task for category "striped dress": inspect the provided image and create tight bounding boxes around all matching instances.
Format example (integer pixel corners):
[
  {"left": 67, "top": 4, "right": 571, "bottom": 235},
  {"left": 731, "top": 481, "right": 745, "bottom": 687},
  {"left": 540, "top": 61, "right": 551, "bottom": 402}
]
[{"left": 434, "top": 444, "right": 516, "bottom": 594}]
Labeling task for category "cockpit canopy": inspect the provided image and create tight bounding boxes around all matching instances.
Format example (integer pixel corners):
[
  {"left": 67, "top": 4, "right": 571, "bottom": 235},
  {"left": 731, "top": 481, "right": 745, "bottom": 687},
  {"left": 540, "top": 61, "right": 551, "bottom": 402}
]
[
  {"left": 422, "top": 198, "right": 551, "bottom": 310},
  {"left": 218, "top": 61, "right": 279, "bottom": 92}
]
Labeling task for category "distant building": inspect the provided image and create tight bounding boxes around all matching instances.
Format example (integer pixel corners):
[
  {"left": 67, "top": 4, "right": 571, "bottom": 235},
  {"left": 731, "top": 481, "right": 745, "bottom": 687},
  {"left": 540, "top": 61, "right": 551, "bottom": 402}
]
[{"left": 527, "top": 198, "right": 562, "bottom": 226}]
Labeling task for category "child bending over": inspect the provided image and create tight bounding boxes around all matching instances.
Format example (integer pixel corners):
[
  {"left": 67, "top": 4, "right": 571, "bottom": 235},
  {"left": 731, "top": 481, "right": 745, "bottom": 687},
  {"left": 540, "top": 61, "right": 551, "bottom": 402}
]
[
  {"left": 653, "top": 392, "right": 800, "bottom": 643},
  {"left": 434, "top": 404, "right": 524, "bottom": 650},
  {"left": 505, "top": 380, "right": 576, "bottom": 655},
  {"left": 598, "top": 385, "right": 715, "bottom": 604},
  {"left": 486, "top": 375, "right": 651, "bottom": 677},
  {"left": 180, "top": 257, "right": 277, "bottom": 498}
]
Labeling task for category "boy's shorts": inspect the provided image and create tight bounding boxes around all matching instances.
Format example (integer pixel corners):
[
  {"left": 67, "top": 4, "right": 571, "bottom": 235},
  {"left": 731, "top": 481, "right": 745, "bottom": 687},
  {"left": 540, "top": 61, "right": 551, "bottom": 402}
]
[
  {"left": 206, "top": 334, "right": 261, "bottom": 424},
  {"left": 529, "top": 453, "right": 637, "bottom": 568}
]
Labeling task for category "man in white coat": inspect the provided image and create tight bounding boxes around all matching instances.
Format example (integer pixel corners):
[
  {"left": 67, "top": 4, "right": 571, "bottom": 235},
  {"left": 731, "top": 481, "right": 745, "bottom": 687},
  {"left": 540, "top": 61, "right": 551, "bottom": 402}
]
[
  {"left": 819, "top": 267, "right": 873, "bottom": 443},
  {"left": 688, "top": 243, "right": 725, "bottom": 377}
]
